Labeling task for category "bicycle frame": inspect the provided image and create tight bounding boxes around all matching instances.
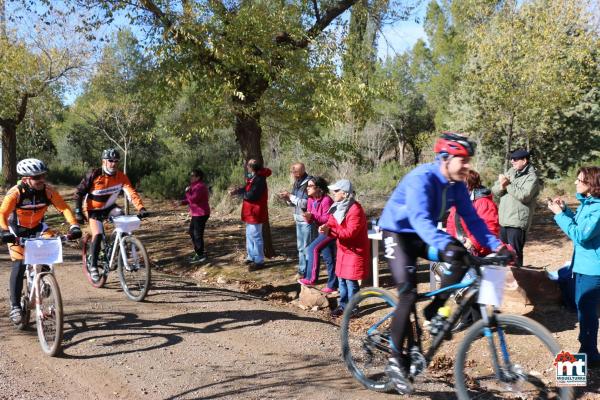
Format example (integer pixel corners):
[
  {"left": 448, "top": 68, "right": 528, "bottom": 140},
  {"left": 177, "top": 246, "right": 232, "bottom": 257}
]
[
  {"left": 98, "top": 224, "right": 135, "bottom": 274},
  {"left": 366, "top": 262, "right": 512, "bottom": 381}
]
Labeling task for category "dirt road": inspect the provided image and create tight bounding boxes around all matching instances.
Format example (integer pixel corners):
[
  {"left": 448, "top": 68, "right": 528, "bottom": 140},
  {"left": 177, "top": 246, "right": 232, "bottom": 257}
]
[
  {"left": 0, "top": 242, "right": 462, "bottom": 400},
  {"left": 0, "top": 199, "right": 597, "bottom": 399}
]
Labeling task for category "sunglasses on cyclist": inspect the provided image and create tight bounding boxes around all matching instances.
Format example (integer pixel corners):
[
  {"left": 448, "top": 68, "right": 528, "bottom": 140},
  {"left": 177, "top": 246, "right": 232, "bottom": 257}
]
[
  {"left": 106, "top": 159, "right": 119, "bottom": 163},
  {"left": 28, "top": 174, "right": 46, "bottom": 181}
]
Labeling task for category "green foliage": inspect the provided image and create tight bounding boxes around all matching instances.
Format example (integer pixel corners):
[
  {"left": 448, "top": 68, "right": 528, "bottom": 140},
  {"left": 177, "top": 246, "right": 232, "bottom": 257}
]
[
  {"left": 451, "top": 0, "right": 599, "bottom": 175},
  {"left": 543, "top": 157, "right": 600, "bottom": 198},
  {"left": 352, "top": 160, "right": 412, "bottom": 194},
  {"left": 46, "top": 163, "right": 87, "bottom": 186},
  {"left": 56, "top": 29, "right": 158, "bottom": 174}
]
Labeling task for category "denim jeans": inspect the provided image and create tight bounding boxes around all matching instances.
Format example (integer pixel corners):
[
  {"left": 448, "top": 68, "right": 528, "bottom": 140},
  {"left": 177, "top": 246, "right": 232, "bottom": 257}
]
[
  {"left": 575, "top": 273, "right": 600, "bottom": 361},
  {"left": 338, "top": 278, "right": 359, "bottom": 309},
  {"left": 296, "top": 221, "right": 316, "bottom": 275},
  {"left": 303, "top": 233, "right": 337, "bottom": 289},
  {"left": 245, "top": 223, "right": 264, "bottom": 264}
]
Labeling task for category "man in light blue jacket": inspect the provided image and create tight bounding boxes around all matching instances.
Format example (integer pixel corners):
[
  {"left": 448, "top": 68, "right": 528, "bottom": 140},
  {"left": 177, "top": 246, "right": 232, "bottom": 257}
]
[{"left": 549, "top": 166, "right": 600, "bottom": 368}]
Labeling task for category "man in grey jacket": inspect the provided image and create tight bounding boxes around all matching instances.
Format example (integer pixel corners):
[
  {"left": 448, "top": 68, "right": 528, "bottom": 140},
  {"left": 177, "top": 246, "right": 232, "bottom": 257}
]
[
  {"left": 492, "top": 149, "right": 541, "bottom": 267},
  {"left": 278, "top": 163, "right": 315, "bottom": 278}
]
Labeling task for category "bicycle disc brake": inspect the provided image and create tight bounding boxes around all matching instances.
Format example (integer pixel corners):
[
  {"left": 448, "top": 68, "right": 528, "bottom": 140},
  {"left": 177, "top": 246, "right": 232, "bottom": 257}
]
[{"left": 500, "top": 364, "right": 526, "bottom": 383}]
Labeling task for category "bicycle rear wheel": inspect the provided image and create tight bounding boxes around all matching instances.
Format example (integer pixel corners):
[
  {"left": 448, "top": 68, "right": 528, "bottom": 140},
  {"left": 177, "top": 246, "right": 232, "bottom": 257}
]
[
  {"left": 117, "top": 235, "right": 151, "bottom": 302},
  {"left": 81, "top": 233, "right": 107, "bottom": 288},
  {"left": 340, "top": 287, "right": 397, "bottom": 392},
  {"left": 455, "top": 314, "right": 573, "bottom": 400},
  {"left": 36, "top": 273, "right": 63, "bottom": 357}
]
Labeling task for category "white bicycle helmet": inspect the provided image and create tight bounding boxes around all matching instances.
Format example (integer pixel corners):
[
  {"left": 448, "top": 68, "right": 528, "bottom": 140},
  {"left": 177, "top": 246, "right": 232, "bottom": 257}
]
[{"left": 16, "top": 158, "right": 48, "bottom": 177}]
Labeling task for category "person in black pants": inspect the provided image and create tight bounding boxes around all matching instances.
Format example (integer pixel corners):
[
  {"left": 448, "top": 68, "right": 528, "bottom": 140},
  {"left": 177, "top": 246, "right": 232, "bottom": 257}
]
[{"left": 178, "top": 169, "right": 211, "bottom": 264}]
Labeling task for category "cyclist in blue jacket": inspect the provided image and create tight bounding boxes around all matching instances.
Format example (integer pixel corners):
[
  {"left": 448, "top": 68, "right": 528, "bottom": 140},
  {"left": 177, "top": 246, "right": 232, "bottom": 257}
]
[{"left": 377, "top": 132, "right": 514, "bottom": 394}]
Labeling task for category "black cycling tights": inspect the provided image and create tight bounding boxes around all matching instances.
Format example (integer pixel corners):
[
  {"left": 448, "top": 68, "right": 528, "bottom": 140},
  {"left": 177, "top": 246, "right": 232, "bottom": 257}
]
[
  {"left": 383, "top": 231, "right": 467, "bottom": 360},
  {"left": 90, "top": 234, "right": 103, "bottom": 268},
  {"left": 9, "top": 260, "right": 25, "bottom": 307}
]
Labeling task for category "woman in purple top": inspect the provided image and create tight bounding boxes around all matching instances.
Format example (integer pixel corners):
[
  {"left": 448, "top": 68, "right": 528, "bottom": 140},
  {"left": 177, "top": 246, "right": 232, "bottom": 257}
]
[
  {"left": 180, "top": 168, "right": 210, "bottom": 264},
  {"left": 298, "top": 177, "right": 338, "bottom": 292}
]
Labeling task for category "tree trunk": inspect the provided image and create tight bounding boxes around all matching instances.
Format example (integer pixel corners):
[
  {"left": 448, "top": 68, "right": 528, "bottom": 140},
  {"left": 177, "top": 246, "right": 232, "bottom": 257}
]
[
  {"left": 1, "top": 122, "right": 17, "bottom": 187},
  {"left": 233, "top": 110, "right": 275, "bottom": 258},
  {"left": 234, "top": 111, "right": 264, "bottom": 164},
  {"left": 504, "top": 113, "right": 514, "bottom": 171},
  {"left": 123, "top": 149, "right": 130, "bottom": 215}
]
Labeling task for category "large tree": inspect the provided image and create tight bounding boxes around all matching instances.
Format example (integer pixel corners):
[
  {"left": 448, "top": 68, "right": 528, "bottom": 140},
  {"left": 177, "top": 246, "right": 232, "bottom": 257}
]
[
  {"left": 64, "top": 1, "right": 416, "bottom": 165},
  {"left": 450, "top": 0, "right": 598, "bottom": 172},
  {"left": 0, "top": 1, "right": 88, "bottom": 184}
]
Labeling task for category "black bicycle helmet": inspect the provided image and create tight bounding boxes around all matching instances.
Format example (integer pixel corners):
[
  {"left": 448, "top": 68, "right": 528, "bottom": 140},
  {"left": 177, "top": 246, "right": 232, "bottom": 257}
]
[{"left": 101, "top": 148, "right": 121, "bottom": 160}]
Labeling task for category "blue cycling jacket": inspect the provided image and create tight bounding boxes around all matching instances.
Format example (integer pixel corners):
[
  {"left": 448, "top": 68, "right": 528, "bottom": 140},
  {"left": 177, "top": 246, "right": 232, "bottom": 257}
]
[{"left": 378, "top": 162, "right": 502, "bottom": 252}]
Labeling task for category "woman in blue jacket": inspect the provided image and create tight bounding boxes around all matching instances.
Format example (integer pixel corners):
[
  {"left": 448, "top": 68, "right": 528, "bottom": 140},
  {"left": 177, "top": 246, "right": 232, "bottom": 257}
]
[{"left": 549, "top": 166, "right": 600, "bottom": 367}]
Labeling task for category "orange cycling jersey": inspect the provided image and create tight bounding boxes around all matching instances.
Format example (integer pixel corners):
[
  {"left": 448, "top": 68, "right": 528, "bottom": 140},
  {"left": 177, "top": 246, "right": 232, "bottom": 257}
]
[
  {"left": 0, "top": 182, "right": 77, "bottom": 230},
  {"left": 74, "top": 168, "right": 144, "bottom": 212}
]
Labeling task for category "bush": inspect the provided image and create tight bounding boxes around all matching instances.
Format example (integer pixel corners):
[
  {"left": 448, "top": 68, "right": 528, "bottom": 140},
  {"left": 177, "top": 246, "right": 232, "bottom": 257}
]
[{"left": 47, "top": 164, "right": 87, "bottom": 185}]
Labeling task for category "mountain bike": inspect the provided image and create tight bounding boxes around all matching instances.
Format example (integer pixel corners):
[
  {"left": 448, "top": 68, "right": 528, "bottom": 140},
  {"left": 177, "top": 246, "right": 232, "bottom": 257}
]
[
  {"left": 340, "top": 253, "right": 573, "bottom": 399},
  {"left": 10, "top": 235, "right": 71, "bottom": 356},
  {"left": 81, "top": 214, "right": 150, "bottom": 301},
  {"left": 430, "top": 261, "right": 480, "bottom": 332}
]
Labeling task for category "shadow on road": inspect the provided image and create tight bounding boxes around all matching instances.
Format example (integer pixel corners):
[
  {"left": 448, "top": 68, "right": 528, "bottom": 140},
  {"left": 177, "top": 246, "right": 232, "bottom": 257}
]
[{"left": 61, "top": 285, "right": 331, "bottom": 360}]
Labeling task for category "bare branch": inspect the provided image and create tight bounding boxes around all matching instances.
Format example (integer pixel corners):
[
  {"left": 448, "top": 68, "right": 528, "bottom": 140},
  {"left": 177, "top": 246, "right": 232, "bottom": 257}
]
[
  {"left": 276, "top": 0, "right": 358, "bottom": 48},
  {"left": 311, "top": 0, "right": 321, "bottom": 22},
  {"left": 16, "top": 93, "right": 30, "bottom": 124},
  {"left": 138, "top": 0, "right": 222, "bottom": 67}
]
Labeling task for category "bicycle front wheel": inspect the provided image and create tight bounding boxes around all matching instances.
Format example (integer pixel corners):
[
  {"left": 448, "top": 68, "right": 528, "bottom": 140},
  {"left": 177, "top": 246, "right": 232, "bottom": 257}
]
[
  {"left": 36, "top": 273, "right": 63, "bottom": 357},
  {"left": 340, "top": 287, "right": 397, "bottom": 393},
  {"left": 455, "top": 314, "right": 573, "bottom": 400},
  {"left": 117, "top": 235, "right": 151, "bottom": 302}
]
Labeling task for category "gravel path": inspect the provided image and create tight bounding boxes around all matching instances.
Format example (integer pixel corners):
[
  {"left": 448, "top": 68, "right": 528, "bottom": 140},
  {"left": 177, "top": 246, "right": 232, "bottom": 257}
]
[{"left": 0, "top": 244, "right": 461, "bottom": 400}]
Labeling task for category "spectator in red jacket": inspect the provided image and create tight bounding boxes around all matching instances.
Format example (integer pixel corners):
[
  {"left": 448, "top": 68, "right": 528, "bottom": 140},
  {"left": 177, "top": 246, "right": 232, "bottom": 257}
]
[
  {"left": 230, "top": 159, "right": 272, "bottom": 271},
  {"left": 319, "top": 179, "right": 370, "bottom": 317},
  {"left": 446, "top": 170, "right": 500, "bottom": 256},
  {"left": 178, "top": 168, "right": 211, "bottom": 264}
]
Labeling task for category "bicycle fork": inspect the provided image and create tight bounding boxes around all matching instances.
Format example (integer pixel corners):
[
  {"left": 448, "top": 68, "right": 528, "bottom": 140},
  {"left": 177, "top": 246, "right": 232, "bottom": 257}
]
[
  {"left": 32, "top": 267, "right": 52, "bottom": 320},
  {"left": 479, "top": 306, "right": 517, "bottom": 383}
]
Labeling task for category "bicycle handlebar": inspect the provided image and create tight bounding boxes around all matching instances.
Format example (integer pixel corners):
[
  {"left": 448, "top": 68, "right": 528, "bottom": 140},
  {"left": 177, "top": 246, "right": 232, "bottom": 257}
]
[
  {"left": 466, "top": 254, "right": 512, "bottom": 266},
  {"left": 14, "top": 235, "right": 73, "bottom": 245},
  {"left": 5, "top": 234, "right": 81, "bottom": 245},
  {"left": 427, "top": 245, "right": 512, "bottom": 267}
]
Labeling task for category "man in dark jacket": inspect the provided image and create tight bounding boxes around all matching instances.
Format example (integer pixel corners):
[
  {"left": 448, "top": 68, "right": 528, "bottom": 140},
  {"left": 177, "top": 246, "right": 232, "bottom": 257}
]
[
  {"left": 279, "top": 162, "right": 314, "bottom": 279},
  {"left": 230, "top": 159, "right": 272, "bottom": 271}
]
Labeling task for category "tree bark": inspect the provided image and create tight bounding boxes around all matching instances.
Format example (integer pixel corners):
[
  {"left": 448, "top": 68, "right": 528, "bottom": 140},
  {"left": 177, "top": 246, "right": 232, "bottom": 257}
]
[
  {"left": 504, "top": 113, "right": 514, "bottom": 171},
  {"left": 1, "top": 122, "right": 17, "bottom": 187},
  {"left": 233, "top": 109, "right": 275, "bottom": 258},
  {"left": 234, "top": 111, "right": 264, "bottom": 164}
]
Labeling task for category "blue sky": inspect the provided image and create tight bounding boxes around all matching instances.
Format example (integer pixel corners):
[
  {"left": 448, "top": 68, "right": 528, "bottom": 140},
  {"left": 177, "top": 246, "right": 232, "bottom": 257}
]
[{"left": 378, "top": 17, "right": 427, "bottom": 59}]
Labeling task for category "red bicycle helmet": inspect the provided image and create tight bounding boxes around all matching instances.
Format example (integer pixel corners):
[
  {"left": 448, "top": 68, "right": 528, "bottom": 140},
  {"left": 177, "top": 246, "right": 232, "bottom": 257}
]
[{"left": 434, "top": 132, "right": 475, "bottom": 157}]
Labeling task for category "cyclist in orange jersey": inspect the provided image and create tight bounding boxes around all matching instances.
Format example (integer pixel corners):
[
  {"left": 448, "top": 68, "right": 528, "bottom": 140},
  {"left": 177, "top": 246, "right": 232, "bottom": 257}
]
[
  {"left": 73, "top": 149, "right": 148, "bottom": 281},
  {"left": 0, "top": 158, "right": 82, "bottom": 324}
]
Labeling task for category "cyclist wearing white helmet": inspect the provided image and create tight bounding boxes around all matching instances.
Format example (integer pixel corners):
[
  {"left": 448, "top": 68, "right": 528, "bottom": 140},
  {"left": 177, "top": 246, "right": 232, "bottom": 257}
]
[
  {"left": 0, "top": 158, "right": 81, "bottom": 324},
  {"left": 74, "top": 149, "right": 148, "bottom": 281}
]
